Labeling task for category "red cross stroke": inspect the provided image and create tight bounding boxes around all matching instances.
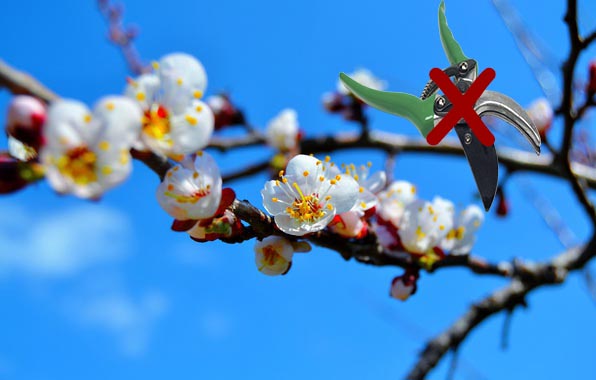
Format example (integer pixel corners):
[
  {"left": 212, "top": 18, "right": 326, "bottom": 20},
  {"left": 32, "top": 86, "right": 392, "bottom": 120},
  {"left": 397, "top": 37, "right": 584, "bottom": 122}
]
[{"left": 425, "top": 67, "right": 496, "bottom": 147}]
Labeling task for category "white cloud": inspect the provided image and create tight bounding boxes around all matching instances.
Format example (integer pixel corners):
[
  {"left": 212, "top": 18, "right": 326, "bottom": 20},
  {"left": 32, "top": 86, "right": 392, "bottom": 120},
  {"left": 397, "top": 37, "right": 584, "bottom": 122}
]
[
  {"left": 0, "top": 204, "right": 132, "bottom": 278},
  {"left": 71, "top": 290, "right": 168, "bottom": 357}
]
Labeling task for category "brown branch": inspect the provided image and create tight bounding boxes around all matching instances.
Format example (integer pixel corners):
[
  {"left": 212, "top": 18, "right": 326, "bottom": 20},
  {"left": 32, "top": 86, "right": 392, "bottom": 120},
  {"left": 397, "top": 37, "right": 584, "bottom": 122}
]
[
  {"left": 0, "top": 60, "right": 58, "bottom": 103},
  {"left": 558, "top": 0, "right": 596, "bottom": 225},
  {"left": 406, "top": 237, "right": 596, "bottom": 380}
]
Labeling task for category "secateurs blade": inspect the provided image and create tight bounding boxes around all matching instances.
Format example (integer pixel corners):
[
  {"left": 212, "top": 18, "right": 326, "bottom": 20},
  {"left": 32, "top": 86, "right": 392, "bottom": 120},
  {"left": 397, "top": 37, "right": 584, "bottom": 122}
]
[{"left": 338, "top": 0, "right": 541, "bottom": 211}]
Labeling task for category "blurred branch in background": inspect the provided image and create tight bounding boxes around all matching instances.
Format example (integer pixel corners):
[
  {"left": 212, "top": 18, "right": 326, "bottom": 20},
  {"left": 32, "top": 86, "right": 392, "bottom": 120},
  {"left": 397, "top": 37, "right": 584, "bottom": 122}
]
[{"left": 97, "top": 0, "right": 149, "bottom": 75}]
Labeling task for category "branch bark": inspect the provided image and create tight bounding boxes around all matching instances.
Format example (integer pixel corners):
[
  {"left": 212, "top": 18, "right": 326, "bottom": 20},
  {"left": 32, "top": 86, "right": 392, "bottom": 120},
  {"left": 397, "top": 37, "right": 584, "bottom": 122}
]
[{"left": 406, "top": 238, "right": 595, "bottom": 380}]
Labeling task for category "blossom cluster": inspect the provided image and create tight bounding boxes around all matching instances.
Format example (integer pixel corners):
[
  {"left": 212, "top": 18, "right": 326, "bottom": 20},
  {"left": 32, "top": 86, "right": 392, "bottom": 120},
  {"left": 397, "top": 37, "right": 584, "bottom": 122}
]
[
  {"left": 4, "top": 53, "right": 215, "bottom": 199},
  {"left": 2, "top": 61, "right": 487, "bottom": 302},
  {"left": 258, "top": 153, "right": 484, "bottom": 299}
]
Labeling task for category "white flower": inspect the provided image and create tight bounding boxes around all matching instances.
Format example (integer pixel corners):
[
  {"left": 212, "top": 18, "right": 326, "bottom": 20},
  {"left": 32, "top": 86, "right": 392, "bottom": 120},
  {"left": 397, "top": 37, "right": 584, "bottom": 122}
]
[
  {"left": 265, "top": 109, "right": 299, "bottom": 151},
  {"left": 342, "top": 162, "right": 386, "bottom": 213},
  {"left": 338, "top": 68, "right": 387, "bottom": 95},
  {"left": 254, "top": 236, "right": 311, "bottom": 276},
  {"left": 125, "top": 53, "right": 214, "bottom": 156},
  {"left": 377, "top": 180, "right": 418, "bottom": 226},
  {"left": 398, "top": 197, "right": 454, "bottom": 254},
  {"left": 440, "top": 205, "right": 484, "bottom": 254},
  {"left": 527, "top": 98, "right": 553, "bottom": 135},
  {"left": 40, "top": 97, "right": 142, "bottom": 199},
  {"left": 261, "top": 154, "right": 359, "bottom": 236},
  {"left": 156, "top": 151, "right": 222, "bottom": 220},
  {"left": 390, "top": 272, "right": 418, "bottom": 301}
]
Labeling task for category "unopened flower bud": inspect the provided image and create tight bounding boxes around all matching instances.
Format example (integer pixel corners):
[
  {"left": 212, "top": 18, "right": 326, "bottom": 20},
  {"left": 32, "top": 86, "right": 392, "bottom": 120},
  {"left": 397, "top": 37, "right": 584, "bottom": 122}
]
[
  {"left": 588, "top": 60, "right": 596, "bottom": 93},
  {"left": 322, "top": 92, "right": 345, "bottom": 113},
  {"left": 496, "top": 189, "right": 509, "bottom": 217},
  {"left": 207, "top": 94, "right": 245, "bottom": 130},
  {"left": 527, "top": 98, "right": 553, "bottom": 138},
  {"left": 6, "top": 95, "right": 46, "bottom": 151},
  {"left": 390, "top": 270, "right": 419, "bottom": 301}
]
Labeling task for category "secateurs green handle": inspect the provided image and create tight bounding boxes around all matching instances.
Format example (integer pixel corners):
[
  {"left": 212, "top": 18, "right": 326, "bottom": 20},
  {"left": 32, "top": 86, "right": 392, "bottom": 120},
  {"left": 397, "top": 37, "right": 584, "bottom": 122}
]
[{"left": 338, "top": 0, "right": 541, "bottom": 211}]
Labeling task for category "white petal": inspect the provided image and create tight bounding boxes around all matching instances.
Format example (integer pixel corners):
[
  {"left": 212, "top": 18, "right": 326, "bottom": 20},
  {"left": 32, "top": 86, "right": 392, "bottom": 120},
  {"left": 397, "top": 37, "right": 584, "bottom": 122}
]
[
  {"left": 187, "top": 222, "right": 206, "bottom": 240},
  {"left": 159, "top": 53, "right": 208, "bottom": 113},
  {"left": 124, "top": 74, "right": 161, "bottom": 109},
  {"left": 451, "top": 205, "right": 484, "bottom": 254},
  {"left": 274, "top": 212, "right": 334, "bottom": 236},
  {"left": 262, "top": 180, "right": 294, "bottom": 215},
  {"left": 354, "top": 189, "right": 378, "bottom": 212},
  {"left": 8, "top": 136, "right": 36, "bottom": 161},
  {"left": 44, "top": 99, "right": 94, "bottom": 148},
  {"left": 265, "top": 109, "right": 299, "bottom": 150},
  {"left": 362, "top": 170, "right": 386, "bottom": 194},
  {"left": 324, "top": 173, "right": 359, "bottom": 213},
  {"left": 285, "top": 154, "right": 319, "bottom": 178},
  {"left": 398, "top": 199, "right": 449, "bottom": 254},
  {"left": 94, "top": 145, "right": 133, "bottom": 190},
  {"left": 92, "top": 96, "right": 143, "bottom": 147},
  {"left": 168, "top": 100, "right": 214, "bottom": 154}
]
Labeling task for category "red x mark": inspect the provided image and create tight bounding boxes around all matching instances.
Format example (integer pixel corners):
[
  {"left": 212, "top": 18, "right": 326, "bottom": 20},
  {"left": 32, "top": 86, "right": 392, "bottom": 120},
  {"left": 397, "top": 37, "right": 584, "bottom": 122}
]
[{"left": 426, "top": 67, "right": 496, "bottom": 147}]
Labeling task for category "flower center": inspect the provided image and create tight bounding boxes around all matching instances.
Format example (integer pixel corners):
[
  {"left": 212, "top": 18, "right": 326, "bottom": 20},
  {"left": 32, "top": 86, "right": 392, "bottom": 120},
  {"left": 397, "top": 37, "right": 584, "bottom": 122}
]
[
  {"left": 262, "top": 246, "right": 283, "bottom": 266},
  {"left": 164, "top": 184, "right": 211, "bottom": 204},
  {"left": 285, "top": 183, "right": 325, "bottom": 223},
  {"left": 56, "top": 146, "right": 98, "bottom": 185},
  {"left": 143, "top": 105, "right": 171, "bottom": 141}
]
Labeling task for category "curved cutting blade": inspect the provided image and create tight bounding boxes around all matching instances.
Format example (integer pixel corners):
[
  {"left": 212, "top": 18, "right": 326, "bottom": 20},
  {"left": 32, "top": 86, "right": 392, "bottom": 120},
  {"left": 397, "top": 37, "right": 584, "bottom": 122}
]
[
  {"left": 339, "top": 72, "right": 435, "bottom": 137},
  {"left": 475, "top": 90, "right": 541, "bottom": 154},
  {"left": 455, "top": 124, "right": 499, "bottom": 211}
]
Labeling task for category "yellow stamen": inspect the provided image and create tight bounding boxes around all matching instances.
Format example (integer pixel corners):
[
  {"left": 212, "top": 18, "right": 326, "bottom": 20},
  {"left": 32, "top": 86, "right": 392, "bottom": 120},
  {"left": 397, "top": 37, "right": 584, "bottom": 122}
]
[
  {"left": 98, "top": 141, "right": 110, "bottom": 151},
  {"left": 185, "top": 115, "right": 198, "bottom": 126}
]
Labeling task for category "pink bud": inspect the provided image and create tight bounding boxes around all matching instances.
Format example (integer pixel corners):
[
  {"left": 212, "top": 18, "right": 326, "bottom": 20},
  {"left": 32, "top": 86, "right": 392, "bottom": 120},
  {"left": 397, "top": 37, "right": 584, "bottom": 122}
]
[
  {"left": 526, "top": 98, "right": 553, "bottom": 139},
  {"left": 496, "top": 189, "right": 509, "bottom": 217},
  {"left": 390, "top": 270, "right": 418, "bottom": 301},
  {"left": 6, "top": 95, "right": 46, "bottom": 151},
  {"left": 588, "top": 60, "right": 596, "bottom": 93},
  {"left": 322, "top": 92, "right": 345, "bottom": 113},
  {"left": 207, "top": 95, "right": 244, "bottom": 130}
]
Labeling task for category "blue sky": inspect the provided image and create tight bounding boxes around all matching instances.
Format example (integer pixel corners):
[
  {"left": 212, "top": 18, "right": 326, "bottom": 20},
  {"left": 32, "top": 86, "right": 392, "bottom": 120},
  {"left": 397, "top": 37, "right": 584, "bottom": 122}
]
[{"left": 1, "top": 0, "right": 595, "bottom": 379}]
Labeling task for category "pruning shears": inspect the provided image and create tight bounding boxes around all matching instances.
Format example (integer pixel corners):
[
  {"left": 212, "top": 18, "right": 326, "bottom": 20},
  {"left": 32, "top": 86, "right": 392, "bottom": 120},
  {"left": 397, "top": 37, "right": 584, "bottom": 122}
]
[{"left": 339, "top": 0, "right": 541, "bottom": 211}]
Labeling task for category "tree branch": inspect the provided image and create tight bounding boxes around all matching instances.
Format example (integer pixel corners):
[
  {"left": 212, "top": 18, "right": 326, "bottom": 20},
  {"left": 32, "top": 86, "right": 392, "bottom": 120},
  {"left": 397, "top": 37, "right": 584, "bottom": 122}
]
[
  {"left": 406, "top": 237, "right": 596, "bottom": 380},
  {"left": 0, "top": 60, "right": 58, "bottom": 103}
]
